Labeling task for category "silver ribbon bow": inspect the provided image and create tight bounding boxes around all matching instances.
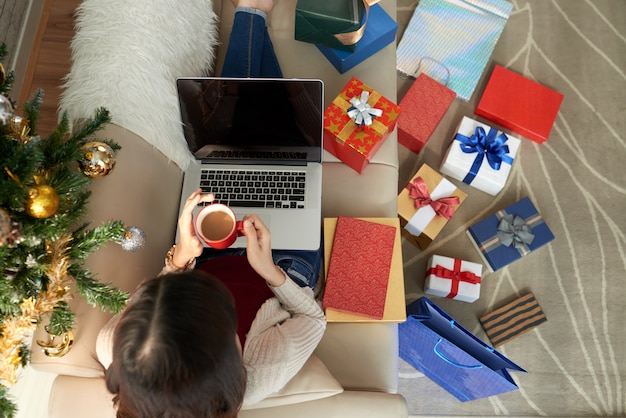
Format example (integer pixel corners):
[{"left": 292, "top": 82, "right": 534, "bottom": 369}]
[
  {"left": 497, "top": 214, "right": 535, "bottom": 248},
  {"left": 347, "top": 91, "right": 383, "bottom": 127}
]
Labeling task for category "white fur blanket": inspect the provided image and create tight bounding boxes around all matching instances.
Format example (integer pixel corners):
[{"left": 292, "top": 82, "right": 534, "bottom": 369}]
[{"left": 60, "top": 0, "right": 219, "bottom": 170}]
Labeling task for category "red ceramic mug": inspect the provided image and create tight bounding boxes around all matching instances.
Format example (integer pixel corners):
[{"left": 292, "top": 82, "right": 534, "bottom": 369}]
[{"left": 194, "top": 203, "right": 244, "bottom": 249}]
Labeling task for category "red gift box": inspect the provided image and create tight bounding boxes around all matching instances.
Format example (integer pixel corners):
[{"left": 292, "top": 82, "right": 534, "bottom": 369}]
[
  {"left": 322, "top": 216, "right": 396, "bottom": 319},
  {"left": 324, "top": 77, "right": 401, "bottom": 173},
  {"left": 397, "top": 73, "right": 456, "bottom": 154},
  {"left": 475, "top": 65, "right": 564, "bottom": 144}
]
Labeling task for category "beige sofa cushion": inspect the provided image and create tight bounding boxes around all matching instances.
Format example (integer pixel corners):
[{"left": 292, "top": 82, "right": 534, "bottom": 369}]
[{"left": 242, "top": 355, "right": 343, "bottom": 410}]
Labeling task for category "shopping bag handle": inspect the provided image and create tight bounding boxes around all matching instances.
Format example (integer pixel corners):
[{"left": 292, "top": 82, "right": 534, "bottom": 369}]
[{"left": 434, "top": 339, "right": 483, "bottom": 369}]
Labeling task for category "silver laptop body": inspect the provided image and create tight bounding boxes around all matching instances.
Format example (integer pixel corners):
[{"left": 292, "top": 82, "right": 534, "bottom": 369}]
[{"left": 176, "top": 77, "right": 324, "bottom": 250}]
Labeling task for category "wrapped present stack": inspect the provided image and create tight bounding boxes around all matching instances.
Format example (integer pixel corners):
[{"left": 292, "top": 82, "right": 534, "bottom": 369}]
[
  {"left": 295, "top": 0, "right": 398, "bottom": 74},
  {"left": 392, "top": 0, "right": 565, "bottom": 399}
]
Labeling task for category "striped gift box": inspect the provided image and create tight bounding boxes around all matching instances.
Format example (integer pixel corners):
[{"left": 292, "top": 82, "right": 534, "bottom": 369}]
[{"left": 480, "top": 293, "right": 547, "bottom": 347}]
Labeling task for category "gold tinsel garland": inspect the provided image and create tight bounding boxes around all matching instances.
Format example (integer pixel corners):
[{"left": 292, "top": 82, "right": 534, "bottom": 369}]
[{"left": 0, "top": 234, "right": 74, "bottom": 386}]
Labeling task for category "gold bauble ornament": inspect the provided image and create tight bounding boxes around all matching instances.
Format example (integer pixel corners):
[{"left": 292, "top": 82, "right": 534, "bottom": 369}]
[
  {"left": 79, "top": 141, "right": 116, "bottom": 178},
  {"left": 25, "top": 185, "right": 59, "bottom": 219}
]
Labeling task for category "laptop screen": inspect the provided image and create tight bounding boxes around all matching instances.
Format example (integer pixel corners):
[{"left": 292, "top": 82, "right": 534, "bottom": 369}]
[{"left": 177, "top": 77, "right": 323, "bottom": 163}]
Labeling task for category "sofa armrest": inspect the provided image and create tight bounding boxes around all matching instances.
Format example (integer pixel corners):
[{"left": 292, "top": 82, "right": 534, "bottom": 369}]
[
  {"left": 30, "top": 124, "right": 183, "bottom": 377},
  {"left": 315, "top": 322, "right": 400, "bottom": 393}
]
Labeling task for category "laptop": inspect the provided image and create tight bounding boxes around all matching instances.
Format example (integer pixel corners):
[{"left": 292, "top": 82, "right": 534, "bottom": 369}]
[{"left": 176, "top": 77, "right": 324, "bottom": 250}]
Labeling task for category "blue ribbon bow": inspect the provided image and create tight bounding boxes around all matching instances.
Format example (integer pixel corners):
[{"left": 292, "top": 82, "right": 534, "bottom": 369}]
[{"left": 455, "top": 126, "right": 513, "bottom": 184}]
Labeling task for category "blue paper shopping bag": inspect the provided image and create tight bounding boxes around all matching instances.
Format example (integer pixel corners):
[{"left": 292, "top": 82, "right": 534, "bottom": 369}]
[{"left": 399, "top": 297, "right": 525, "bottom": 401}]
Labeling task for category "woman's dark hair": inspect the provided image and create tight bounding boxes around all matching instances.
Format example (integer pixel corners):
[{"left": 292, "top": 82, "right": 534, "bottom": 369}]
[{"left": 105, "top": 270, "right": 246, "bottom": 418}]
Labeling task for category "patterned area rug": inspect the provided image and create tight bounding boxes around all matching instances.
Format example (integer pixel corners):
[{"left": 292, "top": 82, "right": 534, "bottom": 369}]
[{"left": 395, "top": 0, "right": 625, "bottom": 416}]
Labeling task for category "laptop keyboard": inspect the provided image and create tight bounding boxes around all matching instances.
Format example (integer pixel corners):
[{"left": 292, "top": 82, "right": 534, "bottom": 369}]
[{"left": 199, "top": 169, "right": 306, "bottom": 209}]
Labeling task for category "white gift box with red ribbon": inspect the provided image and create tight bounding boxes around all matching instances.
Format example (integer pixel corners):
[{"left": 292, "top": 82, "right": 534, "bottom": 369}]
[{"left": 424, "top": 254, "right": 482, "bottom": 303}]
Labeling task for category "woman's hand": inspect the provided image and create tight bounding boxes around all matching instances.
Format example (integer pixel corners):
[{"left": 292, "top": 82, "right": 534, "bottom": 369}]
[
  {"left": 242, "top": 214, "right": 285, "bottom": 287},
  {"left": 172, "top": 189, "right": 214, "bottom": 268}
]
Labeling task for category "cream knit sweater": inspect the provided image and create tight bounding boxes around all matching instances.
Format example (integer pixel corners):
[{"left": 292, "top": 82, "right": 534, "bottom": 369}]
[{"left": 96, "top": 261, "right": 326, "bottom": 406}]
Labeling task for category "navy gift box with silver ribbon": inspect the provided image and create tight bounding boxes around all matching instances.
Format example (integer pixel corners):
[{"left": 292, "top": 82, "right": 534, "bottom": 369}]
[
  {"left": 399, "top": 297, "right": 526, "bottom": 402},
  {"left": 467, "top": 197, "right": 555, "bottom": 272}
]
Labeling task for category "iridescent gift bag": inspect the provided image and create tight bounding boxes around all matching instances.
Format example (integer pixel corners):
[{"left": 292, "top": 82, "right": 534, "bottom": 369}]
[{"left": 396, "top": 0, "right": 512, "bottom": 102}]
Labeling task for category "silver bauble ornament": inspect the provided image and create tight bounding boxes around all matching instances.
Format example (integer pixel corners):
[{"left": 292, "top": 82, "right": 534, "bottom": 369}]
[
  {"left": 0, "top": 208, "right": 23, "bottom": 247},
  {"left": 0, "top": 94, "right": 13, "bottom": 125},
  {"left": 119, "top": 226, "right": 146, "bottom": 252}
]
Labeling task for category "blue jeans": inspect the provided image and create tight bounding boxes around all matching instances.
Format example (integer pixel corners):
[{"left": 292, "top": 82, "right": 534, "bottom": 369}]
[
  {"left": 221, "top": 7, "right": 283, "bottom": 78},
  {"left": 198, "top": 247, "right": 321, "bottom": 289},
  {"left": 213, "top": 8, "right": 320, "bottom": 288}
]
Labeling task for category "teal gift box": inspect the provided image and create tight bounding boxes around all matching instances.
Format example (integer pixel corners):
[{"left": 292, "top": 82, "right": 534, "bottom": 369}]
[
  {"left": 316, "top": 4, "right": 397, "bottom": 74},
  {"left": 295, "top": 0, "right": 366, "bottom": 52}
]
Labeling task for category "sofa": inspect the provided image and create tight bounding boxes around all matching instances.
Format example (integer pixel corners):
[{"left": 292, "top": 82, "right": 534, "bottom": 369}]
[{"left": 30, "top": 1, "right": 407, "bottom": 417}]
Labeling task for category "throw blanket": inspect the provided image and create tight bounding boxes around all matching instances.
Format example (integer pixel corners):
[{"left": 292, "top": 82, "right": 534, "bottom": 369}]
[{"left": 60, "top": 0, "right": 219, "bottom": 170}]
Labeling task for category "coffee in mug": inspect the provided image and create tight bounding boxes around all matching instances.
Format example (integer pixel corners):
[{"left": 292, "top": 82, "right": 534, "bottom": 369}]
[
  {"left": 194, "top": 203, "right": 244, "bottom": 249},
  {"left": 201, "top": 210, "right": 235, "bottom": 241}
]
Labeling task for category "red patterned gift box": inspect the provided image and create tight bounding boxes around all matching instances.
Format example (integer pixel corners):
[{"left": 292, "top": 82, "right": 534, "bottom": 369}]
[
  {"left": 324, "top": 77, "right": 401, "bottom": 173},
  {"left": 322, "top": 216, "right": 396, "bottom": 319},
  {"left": 398, "top": 73, "right": 456, "bottom": 154},
  {"left": 424, "top": 255, "right": 482, "bottom": 303}
]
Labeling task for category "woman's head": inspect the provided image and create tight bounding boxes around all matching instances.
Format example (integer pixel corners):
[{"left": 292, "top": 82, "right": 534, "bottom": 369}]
[{"left": 105, "top": 270, "right": 245, "bottom": 418}]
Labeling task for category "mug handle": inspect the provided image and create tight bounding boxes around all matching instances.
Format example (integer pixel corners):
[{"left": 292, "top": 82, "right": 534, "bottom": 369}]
[{"left": 235, "top": 220, "right": 245, "bottom": 237}]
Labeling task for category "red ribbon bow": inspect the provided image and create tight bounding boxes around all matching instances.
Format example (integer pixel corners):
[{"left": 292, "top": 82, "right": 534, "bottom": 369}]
[
  {"left": 427, "top": 259, "right": 481, "bottom": 299},
  {"left": 406, "top": 177, "right": 460, "bottom": 220}
]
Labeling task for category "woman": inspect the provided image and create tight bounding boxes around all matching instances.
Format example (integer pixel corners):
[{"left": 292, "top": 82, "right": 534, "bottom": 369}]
[{"left": 97, "top": 2, "right": 326, "bottom": 416}]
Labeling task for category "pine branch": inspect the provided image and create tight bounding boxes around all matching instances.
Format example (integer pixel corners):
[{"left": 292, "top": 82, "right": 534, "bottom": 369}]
[
  {"left": 72, "top": 269, "right": 128, "bottom": 314},
  {"left": 46, "top": 302, "right": 75, "bottom": 336},
  {"left": 89, "top": 137, "right": 122, "bottom": 153},
  {"left": 70, "top": 220, "right": 126, "bottom": 260},
  {"left": 70, "top": 108, "right": 112, "bottom": 143},
  {"left": 0, "top": 43, "right": 15, "bottom": 96},
  {"left": 22, "top": 89, "right": 44, "bottom": 135},
  {"left": 45, "top": 111, "right": 71, "bottom": 145},
  {"left": 0, "top": 384, "right": 17, "bottom": 418}
]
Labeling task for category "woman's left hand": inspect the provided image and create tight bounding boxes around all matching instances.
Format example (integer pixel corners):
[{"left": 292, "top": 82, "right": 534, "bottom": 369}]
[{"left": 173, "top": 189, "right": 214, "bottom": 267}]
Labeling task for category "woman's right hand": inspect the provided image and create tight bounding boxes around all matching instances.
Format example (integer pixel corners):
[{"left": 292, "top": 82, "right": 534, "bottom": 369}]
[
  {"left": 172, "top": 189, "right": 214, "bottom": 267},
  {"left": 243, "top": 214, "right": 286, "bottom": 287}
]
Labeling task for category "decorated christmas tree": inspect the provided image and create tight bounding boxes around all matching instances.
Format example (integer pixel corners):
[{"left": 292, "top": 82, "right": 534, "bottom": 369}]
[{"left": 0, "top": 43, "right": 134, "bottom": 416}]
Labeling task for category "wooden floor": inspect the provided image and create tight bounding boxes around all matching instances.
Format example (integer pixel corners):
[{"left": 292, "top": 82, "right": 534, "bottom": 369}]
[{"left": 20, "top": 0, "right": 81, "bottom": 137}]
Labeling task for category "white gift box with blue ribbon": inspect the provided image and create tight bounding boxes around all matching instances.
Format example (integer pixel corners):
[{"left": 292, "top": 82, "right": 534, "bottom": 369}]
[{"left": 440, "top": 116, "right": 520, "bottom": 196}]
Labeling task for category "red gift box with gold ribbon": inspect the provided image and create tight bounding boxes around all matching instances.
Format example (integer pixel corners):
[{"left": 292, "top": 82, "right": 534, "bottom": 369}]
[{"left": 323, "top": 77, "right": 400, "bottom": 173}]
